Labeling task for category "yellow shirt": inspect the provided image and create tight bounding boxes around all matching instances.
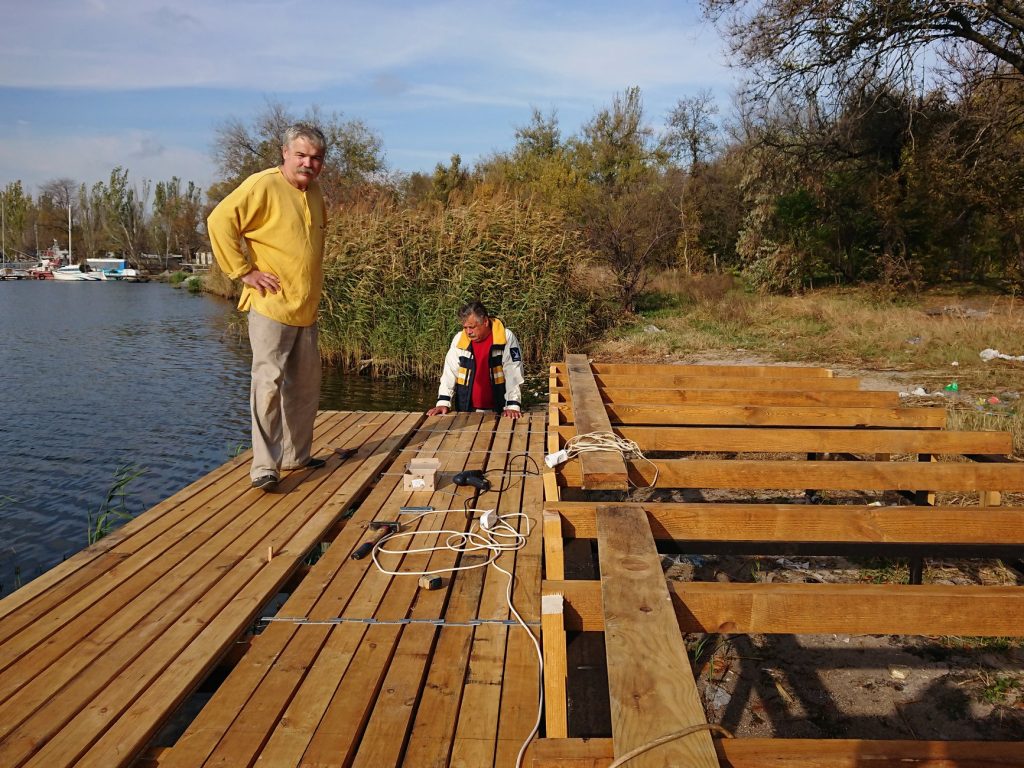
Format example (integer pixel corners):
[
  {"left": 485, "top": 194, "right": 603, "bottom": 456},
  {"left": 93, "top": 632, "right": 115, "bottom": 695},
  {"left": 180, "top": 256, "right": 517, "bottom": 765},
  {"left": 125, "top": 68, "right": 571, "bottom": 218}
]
[{"left": 207, "top": 167, "right": 326, "bottom": 327}]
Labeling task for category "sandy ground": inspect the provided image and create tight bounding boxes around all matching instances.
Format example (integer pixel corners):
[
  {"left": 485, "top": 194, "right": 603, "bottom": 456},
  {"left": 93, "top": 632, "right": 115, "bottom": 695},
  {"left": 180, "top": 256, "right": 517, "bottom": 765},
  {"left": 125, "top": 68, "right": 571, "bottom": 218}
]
[{"left": 663, "top": 554, "right": 1024, "bottom": 741}]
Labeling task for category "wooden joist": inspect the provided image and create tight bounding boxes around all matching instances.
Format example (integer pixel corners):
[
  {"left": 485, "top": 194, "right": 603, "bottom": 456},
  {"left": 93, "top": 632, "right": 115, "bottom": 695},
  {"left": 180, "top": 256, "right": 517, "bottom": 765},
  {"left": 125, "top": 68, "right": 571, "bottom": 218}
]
[
  {"left": 558, "top": 402, "right": 946, "bottom": 429},
  {"left": 555, "top": 426, "right": 1012, "bottom": 455},
  {"left": 527, "top": 738, "right": 1024, "bottom": 767},
  {"left": 565, "top": 355, "right": 629, "bottom": 490},
  {"left": 547, "top": 501, "right": 1024, "bottom": 545},
  {"left": 554, "top": 372, "right": 862, "bottom": 391},
  {"left": 595, "top": 505, "right": 717, "bottom": 767},
  {"left": 556, "top": 457, "right": 1024, "bottom": 492},
  {"left": 553, "top": 385, "right": 900, "bottom": 407},
  {"left": 547, "top": 579, "right": 1024, "bottom": 636},
  {"left": 552, "top": 362, "right": 836, "bottom": 378}
]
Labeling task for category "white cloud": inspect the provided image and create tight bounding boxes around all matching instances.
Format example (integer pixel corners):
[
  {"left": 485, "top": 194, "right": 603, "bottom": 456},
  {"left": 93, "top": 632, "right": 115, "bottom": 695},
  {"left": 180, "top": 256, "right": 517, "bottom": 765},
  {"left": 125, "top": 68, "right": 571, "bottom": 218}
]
[
  {"left": 0, "top": 0, "right": 733, "bottom": 99},
  {"left": 0, "top": 132, "right": 212, "bottom": 194}
]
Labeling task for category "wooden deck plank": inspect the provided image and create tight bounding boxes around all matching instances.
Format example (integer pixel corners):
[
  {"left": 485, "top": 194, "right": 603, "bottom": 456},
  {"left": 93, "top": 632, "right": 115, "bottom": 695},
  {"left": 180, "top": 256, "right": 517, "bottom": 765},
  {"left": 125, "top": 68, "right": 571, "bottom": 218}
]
[
  {"left": 24, "top": 413, "right": 421, "bottom": 768},
  {"left": 557, "top": 458, "right": 1024, "bottom": 492},
  {"left": 493, "top": 416, "right": 545, "bottom": 768},
  {"left": 548, "top": 501, "right": 1024, "bottom": 544},
  {"left": 555, "top": 426, "right": 1012, "bottom": 455},
  {"left": 559, "top": 403, "right": 946, "bottom": 429},
  {"left": 162, "top": 416, "right": 452, "bottom": 768},
  {"left": 554, "top": 386, "right": 900, "bottom": 407},
  {"left": 448, "top": 417, "right": 536, "bottom": 767},
  {"left": 167, "top": 414, "right": 471, "bottom": 768},
  {"left": 0, "top": 410, "right": 355, "bottom": 658},
  {"left": 549, "top": 580, "right": 1024, "bottom": 636},
  {"left": 0, "top": 412, "right": 419, "bottom": 768},
  {"left": 565, "top": 355, "right": 629, "bottom": 490},
  {"left": 528, "top": 737, "right": 1024, "bottom": 767},
  {"left": 360, "top": 416, "right": 520, "bottom": 768},
  {"left": 595, "top": 505, "right": 718, "bottom": 767},
  {"left": 293, "top": 415, "right": 497, "bottom": 767}
]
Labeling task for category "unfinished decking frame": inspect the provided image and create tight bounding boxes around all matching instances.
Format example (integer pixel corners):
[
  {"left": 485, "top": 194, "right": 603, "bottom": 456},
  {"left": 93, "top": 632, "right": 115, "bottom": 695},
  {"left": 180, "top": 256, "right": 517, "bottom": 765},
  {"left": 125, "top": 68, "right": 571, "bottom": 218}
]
[
  {"left": 540, "top": 360, "right": 1024, "bottom": 767},
  {"left": 3, "top": 358, "right": 1021, "bottom": 767}
]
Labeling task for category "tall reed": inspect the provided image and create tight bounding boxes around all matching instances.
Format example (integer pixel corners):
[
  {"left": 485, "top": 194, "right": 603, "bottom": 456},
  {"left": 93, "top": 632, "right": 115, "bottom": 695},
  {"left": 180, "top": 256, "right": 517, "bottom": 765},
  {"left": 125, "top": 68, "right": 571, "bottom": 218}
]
[{"left": 319, "top": 196, "right": 606, "bottom": 377}]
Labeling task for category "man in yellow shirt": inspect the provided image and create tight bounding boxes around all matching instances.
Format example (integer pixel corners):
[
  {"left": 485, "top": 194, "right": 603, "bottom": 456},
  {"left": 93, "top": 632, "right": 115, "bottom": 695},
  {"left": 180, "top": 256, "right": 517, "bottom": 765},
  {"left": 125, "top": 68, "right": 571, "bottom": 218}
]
[{"left": 208, "top": 123, "right": 328, "bottom": 491}]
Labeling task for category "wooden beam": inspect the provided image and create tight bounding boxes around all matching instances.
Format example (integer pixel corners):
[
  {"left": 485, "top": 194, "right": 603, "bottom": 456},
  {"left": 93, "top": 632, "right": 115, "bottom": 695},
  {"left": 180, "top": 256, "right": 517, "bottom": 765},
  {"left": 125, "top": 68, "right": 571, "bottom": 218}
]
[
  {"left": 554, "top": 386, "right": 900, "bottom": 408},
  {"left": 553, "top": 362, "right": 835, "bottom": 378},
  {"left": 595, "top": 505, "right": 717, "bottom": 767},
  {"left": 555, "top": 426, "right": 1011, "bottom": 455},
  {"left": 554, "top": 373, "right": 862, "bottom": 391},
  {"left": 527, "top": 738, "right": 1024, "bottom": 767},
  {"left": 547, "top": 580, "right": 1024, "bottom": 636},
  {"left": 557, "top": 458, "right": 1024, "bottom": 492},
  {"left": 543, "top": 511, "right": 566, "bottom": 579},
  {"left": 565, "top": 356, "right": 628, "bottom": 490},
  {"left": 546, "top": 501, "right": 1024, "bottom": 545},
  {"left": 541, "top": 594, "right": 569, "bottom": 739},
  {"left": 558, "top": 403, "right": 946, "bottom": 429}
]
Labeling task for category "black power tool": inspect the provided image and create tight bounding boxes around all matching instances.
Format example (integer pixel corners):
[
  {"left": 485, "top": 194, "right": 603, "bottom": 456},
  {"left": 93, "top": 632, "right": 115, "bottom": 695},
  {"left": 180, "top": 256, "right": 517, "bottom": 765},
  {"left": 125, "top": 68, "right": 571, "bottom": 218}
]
[{"left": 452, "top": 468, "right": 491, "bottom": 493}]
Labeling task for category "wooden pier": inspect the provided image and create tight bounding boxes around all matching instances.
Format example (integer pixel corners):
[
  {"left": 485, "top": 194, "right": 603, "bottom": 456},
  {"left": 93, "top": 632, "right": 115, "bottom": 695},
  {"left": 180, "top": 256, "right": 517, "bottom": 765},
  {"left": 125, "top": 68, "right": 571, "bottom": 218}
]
[{"left": 0, "top": 360, "right": 1022, "bottom": 767}]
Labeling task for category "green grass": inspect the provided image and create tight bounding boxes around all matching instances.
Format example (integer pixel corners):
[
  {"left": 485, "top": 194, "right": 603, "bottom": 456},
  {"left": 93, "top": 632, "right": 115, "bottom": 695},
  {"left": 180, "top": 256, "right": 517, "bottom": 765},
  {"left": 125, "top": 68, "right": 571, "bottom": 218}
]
[{"left": 87, "top": 464, "right": 147, "bottom": 545}]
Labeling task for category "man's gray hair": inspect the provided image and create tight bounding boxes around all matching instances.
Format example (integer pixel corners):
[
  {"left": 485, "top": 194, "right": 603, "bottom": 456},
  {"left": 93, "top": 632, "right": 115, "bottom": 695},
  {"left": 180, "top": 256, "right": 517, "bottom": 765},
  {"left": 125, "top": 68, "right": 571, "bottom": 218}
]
[
  {"left": 458, "top": 300, "right": 490, "bottom": 321},
  {"left": 283, "top": 122, "right": 327, "bottom": 152}
]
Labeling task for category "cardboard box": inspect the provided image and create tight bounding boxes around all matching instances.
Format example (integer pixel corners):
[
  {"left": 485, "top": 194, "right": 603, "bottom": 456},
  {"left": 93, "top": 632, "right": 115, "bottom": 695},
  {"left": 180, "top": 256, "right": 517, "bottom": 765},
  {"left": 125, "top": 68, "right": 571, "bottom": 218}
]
[{"left": 403, "top": 457, "right": 441, "bottom": 491}]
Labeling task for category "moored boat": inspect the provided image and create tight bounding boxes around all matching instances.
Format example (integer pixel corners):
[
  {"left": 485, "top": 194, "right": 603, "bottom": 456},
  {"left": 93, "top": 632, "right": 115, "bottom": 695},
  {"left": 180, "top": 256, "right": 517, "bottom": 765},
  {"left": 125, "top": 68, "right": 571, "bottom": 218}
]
[{"left": 52, "top": 264, "right": 107, "bottom": 281}]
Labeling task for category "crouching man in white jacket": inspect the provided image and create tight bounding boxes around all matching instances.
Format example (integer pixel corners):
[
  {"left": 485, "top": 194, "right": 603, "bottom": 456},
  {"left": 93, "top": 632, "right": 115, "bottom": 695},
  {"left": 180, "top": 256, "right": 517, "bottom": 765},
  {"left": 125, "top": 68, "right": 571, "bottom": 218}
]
[{"left": 426, "top": 301, "right": 525, "bottom": 420}]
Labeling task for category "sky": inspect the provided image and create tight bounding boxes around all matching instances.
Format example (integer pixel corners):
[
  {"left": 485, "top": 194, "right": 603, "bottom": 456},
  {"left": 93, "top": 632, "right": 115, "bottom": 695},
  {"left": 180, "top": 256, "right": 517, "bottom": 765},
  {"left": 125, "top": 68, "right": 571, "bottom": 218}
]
[{"left": 0, "top": 0, "right": 740, "bottom": 197}]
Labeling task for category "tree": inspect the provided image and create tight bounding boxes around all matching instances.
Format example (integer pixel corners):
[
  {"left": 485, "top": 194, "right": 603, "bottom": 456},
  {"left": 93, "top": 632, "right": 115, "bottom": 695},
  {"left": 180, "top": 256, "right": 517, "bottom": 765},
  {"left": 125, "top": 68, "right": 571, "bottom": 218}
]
[
  {"left": 38, "top": 177, "right": 77, "bottom": 256},
  {"left": 702, "top": 0, "right": 1024, "bottom": 111},
  {"left": 152, "top": 177, "right": 203, "bottom": 265},
  {"left": 662, "top": 90, "right": 720, "bottom": 171},
  {"left": 431, "top": 154, "right": 470, "bottom": 205},
  {"left": 1, "top": 181, "right": 32, "bottom": 258},
  {"left": 95, "top": 167, "right": 150, "bottom": 265},
  {"left": 572, "top": 87, "right": 682, "bottom": 310}
]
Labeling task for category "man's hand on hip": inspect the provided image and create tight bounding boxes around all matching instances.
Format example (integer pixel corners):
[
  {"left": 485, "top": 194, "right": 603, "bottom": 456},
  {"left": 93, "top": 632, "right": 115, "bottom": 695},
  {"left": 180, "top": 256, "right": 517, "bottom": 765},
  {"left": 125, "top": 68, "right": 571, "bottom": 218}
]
[{"left": 241, "top": 270, "right": 280, "bottom": 296}]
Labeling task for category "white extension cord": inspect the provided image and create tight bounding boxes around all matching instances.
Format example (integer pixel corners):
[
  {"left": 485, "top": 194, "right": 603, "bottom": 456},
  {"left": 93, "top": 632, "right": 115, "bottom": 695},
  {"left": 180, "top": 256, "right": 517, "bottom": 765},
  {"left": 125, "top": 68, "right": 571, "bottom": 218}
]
[
  {"left": 370, "top": 507, "right": 544, "bottom": 768},
  {"left": 544, "top": 430, "right": 660, "bottom": 489}
]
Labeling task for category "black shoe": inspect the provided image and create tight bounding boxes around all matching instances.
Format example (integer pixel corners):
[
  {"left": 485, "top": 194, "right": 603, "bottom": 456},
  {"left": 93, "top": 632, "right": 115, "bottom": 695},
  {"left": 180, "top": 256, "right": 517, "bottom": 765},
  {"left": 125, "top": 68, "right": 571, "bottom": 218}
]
[
  {"left": 304, "top": 457, "right": 327, "bottom": 469},
  {"left": 252, "top": 474, "right": 279, "bottom": 491}
]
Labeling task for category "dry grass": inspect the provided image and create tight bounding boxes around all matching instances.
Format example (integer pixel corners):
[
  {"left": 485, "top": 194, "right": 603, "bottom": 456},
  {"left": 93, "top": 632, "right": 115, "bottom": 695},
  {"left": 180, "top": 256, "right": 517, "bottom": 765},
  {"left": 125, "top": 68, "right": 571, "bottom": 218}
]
[{"left": 590, "top": 275, "right": 1024, "bottom": 454}]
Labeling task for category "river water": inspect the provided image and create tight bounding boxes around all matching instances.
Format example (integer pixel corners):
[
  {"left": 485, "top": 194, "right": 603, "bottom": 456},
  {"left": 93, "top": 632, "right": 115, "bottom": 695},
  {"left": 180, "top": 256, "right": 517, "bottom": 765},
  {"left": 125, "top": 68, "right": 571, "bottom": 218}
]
[{"left": 0, "top": 281, "right": 432, "bottom": 596}]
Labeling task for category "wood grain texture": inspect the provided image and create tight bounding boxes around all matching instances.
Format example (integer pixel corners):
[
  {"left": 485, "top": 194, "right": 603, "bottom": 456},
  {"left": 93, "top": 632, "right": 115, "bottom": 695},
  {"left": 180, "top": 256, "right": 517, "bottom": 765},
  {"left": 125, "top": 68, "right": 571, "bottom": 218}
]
[
  {"left": 595, "top": 505, "right": 717, "bottom": 767},
  {"left": 556, "top": 426, "right": 1012, "bottom": 455},
  {"left": 549, "top": 579, "right": 1024, "bottom": 636},
  {"left": 557, "top": 458, "right": 1024, "bottom": 492},
  {"left": 559, "top": 402, "right": 946, "bottom": 428},
  {"left": 565, "top": 355, "right": 628, "bottom": 490},
  {"left": 548, "top": 501, "right": 1024, "bottom": 544}
]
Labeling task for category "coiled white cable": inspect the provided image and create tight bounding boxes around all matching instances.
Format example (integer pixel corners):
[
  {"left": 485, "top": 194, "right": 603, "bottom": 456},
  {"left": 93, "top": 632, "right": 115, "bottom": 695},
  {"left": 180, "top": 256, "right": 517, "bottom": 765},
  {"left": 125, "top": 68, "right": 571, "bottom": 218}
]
[
  {"left": 370, "top": 508, "right": 544, "bottom": 768},
  {"left": 553, "top": 431, "right": 659, "bottom": 489}
]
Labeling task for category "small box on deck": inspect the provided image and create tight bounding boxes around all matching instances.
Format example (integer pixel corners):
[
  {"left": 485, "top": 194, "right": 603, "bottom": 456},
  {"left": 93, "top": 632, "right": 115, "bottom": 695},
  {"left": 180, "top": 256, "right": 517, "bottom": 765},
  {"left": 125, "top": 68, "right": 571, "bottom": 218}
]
[{"left": 403, "top": 458, "right": 441, "bottom": 492}]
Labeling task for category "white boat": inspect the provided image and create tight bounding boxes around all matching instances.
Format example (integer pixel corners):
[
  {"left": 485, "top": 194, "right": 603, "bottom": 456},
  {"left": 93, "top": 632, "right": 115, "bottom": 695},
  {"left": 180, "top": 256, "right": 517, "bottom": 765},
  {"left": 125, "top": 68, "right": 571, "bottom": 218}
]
[
  {"left": 52, "top": 264, "right": 107, "bottom": 281},
  {"left": 105, "top": 268, "right": 147, "bottom": 282}
]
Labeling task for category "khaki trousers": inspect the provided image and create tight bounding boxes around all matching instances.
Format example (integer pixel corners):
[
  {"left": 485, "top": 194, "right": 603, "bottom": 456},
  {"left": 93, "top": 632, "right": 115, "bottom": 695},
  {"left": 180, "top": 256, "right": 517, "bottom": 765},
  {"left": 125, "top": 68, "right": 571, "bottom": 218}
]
[{"left": 248, "top": 310, "right": 321, "bottom": 481}]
